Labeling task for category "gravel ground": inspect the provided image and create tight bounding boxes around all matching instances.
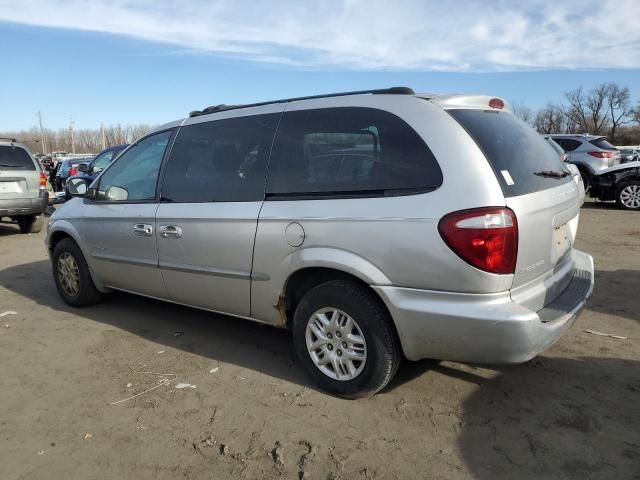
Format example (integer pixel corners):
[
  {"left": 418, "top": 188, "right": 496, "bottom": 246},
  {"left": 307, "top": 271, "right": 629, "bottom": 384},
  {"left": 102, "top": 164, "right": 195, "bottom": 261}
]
[{"left": 0, "top": 198, "right": 638, "bottom": 480}]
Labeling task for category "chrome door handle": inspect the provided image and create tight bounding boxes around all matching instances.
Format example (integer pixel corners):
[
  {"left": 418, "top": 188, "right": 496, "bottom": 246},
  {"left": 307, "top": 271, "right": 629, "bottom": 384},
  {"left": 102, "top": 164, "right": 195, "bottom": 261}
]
[
  {"left": 159, "top": 225, "right": 183, "bottom": 239},
  {"left": 133, "top": 223, "right": 153, "bottom": 237}
]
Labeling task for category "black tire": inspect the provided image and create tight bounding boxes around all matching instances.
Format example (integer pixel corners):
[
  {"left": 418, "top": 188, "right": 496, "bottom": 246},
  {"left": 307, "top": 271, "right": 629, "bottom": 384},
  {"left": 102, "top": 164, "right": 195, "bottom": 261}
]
[
  {"left": 615, "top": 180, "right": 640, "bottom": 211},
  {"left": 292, "top": 280, "right": 401, "bottom": 399},
  {"left": 579, "top": 170, "right": 591, "bottom": 192},
  {"left": 52, "top": 238, "right": 102, "bottom": 307},
  {"left": 18, "top": 214, "right": 42, "bottom": 234}
]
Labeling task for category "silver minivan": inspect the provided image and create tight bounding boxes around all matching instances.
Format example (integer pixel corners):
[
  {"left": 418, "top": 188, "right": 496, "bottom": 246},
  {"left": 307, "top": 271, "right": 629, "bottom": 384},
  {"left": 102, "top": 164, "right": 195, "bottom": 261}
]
[{"left": 47, "top": 88, "right": 594, "bottom": 398}]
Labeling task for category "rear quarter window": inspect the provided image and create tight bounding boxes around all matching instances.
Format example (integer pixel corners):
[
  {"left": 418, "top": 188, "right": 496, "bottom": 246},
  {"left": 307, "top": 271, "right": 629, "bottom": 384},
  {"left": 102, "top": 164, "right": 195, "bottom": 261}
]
[
  {"left": 449, "top": 109, "right": 572, "bottom": 197},
  {"left": 266, "top": 107, "right": 442, "bottom": 198},
  {"left": 0, "top": 145, "right": 36, "bottom": 170},
  {"left": 589, "top": 138, "right": 616, "bottom": 150}
]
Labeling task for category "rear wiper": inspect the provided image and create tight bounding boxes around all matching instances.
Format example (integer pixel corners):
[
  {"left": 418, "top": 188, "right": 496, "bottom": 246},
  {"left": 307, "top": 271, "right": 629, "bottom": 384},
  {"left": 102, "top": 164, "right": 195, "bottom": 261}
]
[
  {"left": 0, "top": 163, "right": 21, "bottom": 168},
  {"left": 534, "top": 170, "right": 571, "bottom": 178}
]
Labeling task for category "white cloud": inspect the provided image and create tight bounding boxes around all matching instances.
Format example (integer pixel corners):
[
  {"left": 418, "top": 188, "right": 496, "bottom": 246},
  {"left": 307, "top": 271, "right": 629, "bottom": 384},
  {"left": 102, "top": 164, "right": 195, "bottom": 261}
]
[{"left": 1, "top": 0, "right": 639, "bottom": 71}]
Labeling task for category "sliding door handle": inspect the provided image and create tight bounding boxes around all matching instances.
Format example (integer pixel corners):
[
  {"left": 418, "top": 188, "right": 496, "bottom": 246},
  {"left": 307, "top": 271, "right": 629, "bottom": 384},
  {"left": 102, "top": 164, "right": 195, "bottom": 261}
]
[{"left": 159, "top": 225, "right": 183, "bottom": 239}]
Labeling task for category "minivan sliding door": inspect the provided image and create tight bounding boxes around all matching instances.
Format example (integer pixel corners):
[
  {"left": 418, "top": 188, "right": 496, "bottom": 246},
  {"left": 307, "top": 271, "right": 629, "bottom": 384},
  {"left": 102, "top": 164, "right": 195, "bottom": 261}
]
[{"left": 156, "top": 106, "right": 282, "bottom": 317}]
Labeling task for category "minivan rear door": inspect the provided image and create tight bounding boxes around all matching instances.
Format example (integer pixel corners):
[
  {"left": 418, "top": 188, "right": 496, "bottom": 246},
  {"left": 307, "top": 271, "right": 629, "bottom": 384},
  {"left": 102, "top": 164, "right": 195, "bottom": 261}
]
[{"left": 448, "top": 109, "right": 581, "bottom": 310}]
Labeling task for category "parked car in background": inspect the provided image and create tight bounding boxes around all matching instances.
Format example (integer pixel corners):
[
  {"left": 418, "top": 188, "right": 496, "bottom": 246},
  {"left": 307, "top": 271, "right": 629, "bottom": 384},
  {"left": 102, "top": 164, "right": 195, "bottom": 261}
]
[
  {"left": 543, "top": 136, "right": 584, "bottom": 203},
  {"left": 0, "top": 138, "right": 48, "bottom": 233},
  {"left": 55, "top": 156, "right": 93, "bottom": 190},
  {"left": 589, "top": 160, "right": 640, "bottom": 210},
  {"left": 50, "top": 87, "right": 594, "bottom": 397},
  {"left": 65, "top": 145, "right": 128, "bottom": 199},
  {"left": 619, "top": 149, "right": 640, "bottom": 164},
  {"left": 546, "top": 134, "right": 620, "bottom": 187}
]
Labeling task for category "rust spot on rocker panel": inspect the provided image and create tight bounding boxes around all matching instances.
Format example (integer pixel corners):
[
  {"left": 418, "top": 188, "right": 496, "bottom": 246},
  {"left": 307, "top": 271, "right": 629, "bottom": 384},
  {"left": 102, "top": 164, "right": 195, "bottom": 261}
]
[{"left": 273, "top": 294, "right": 288, "bottom": 328}]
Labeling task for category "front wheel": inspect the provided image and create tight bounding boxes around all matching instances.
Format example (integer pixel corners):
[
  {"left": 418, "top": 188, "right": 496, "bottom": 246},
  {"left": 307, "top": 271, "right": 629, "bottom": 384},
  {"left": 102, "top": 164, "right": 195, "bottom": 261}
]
[
  {"left": 616, "top": 181, "right": 640, "bottom": 210},
  {"left": 292, "top": 280, "right": 401, "bottom": 398},
  {"left": 52, "top": 238, "right": 102, "bottom": 307}
]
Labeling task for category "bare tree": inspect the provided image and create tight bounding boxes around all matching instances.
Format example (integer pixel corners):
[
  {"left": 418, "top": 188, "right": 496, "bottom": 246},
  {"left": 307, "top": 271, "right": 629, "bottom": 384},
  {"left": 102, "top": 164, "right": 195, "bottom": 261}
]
[
  {"left": 604, "top": 83, "right": 632, "bottom": 142},
  {"left": 534, "top": 103, "right": 568, "bottom": 133},
  {"left": 564, "top": 85, "right": 610, "bottom": 135},
  {"left": 511, "top": 101, "right": 533, "bottom": 124}
]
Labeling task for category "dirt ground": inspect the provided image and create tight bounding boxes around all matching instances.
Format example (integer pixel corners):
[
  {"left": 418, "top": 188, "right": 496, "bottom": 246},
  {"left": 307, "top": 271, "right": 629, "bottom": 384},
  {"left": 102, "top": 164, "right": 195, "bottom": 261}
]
[{"left": 0, "top": 198, "right": 638, "bottom": 480}]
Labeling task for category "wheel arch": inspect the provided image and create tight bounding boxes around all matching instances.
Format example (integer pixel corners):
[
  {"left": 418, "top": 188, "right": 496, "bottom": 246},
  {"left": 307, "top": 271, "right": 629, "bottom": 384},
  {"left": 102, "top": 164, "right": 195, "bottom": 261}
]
[{"left": 281, "top": 266, "right": 398, "bottom": 341}]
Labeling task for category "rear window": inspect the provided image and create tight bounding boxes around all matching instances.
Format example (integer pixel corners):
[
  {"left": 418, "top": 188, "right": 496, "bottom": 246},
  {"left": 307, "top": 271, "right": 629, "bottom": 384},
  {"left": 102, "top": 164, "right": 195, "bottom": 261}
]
[
  {"left": 266, "top": 107, "right": 442, "bottom": 198},
  {"left": 589, "top": 138, "right": 616, "bottom": 150},
  {"left": 0, "top": 145, "right": 36, "bottom": 170},
  {"left": 449, "top": 109, "right": 572, "bottom": 197}
]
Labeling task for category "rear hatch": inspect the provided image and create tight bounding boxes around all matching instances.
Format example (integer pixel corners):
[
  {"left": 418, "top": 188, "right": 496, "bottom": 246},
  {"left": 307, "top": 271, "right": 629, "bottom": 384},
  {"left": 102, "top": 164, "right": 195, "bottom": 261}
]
[
  {"left": 589, "top": 137, "right": 620, "bottom": 168},
  {"left": 0, "top": 145, "right": 39, "bottom": 200},
  {"left": 447, "top": 108, "right": 580, "bottom": 311}
]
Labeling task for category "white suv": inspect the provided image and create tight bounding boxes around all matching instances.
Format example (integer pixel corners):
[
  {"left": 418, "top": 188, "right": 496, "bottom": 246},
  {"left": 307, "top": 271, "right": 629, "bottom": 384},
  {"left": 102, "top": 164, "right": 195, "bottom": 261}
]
[{"left": 546, "top": 134, "right": 621, "bottom": 186}]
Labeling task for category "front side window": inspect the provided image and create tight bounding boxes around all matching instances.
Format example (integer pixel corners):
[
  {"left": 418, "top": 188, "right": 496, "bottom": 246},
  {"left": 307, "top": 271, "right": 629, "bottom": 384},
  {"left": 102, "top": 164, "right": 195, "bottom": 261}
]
[
  {"left": 266, "top": 107, "right": 442, "bottom": 197},
  {"left": 96, "top": 130, "right": 172, "bottom": 202},
  {"left": 161, "top": 114, "right": 280, "bottom": 203}
]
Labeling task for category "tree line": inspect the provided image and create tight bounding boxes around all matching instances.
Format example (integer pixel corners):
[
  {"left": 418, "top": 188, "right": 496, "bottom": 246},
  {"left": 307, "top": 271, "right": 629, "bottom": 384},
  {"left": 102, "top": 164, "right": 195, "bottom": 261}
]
[
  {"left": 511, "top": 82, "right": 640, "bottom": 145},
  {"left": 2, "top": 82, "right": 640, "bottom": 154},
  {"left": 0, "top": 123, "right": 155, "bottom": 155}
]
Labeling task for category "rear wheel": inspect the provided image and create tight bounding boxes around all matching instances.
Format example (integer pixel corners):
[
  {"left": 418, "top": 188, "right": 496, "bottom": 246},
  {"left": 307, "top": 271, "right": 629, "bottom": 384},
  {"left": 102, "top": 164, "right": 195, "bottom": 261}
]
[
  {"left": 52, "top": 238, "right": 102, "bottom": 306},
  {"left": 292, "top": 280, "right": 401, "bottom": 398},
  {"left": 18, "top": 214, "right": 42, "bottom": 234},
  {"left": 616, "top": 180, "right": 640, "bottom": 210}
]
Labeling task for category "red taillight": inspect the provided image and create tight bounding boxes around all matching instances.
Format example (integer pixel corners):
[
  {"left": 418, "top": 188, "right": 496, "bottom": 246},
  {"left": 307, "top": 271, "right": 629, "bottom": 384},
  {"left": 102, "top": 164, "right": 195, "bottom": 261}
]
[
  {"left": 438, "top": 207, "right": 518, "bottom": 274},
  {"left": 488, "top": 98, "right": 504, "bottom": 109},
  {"left": 69, "top": 167, "right": 77, "bottom": 176},
  {"left": 39, "top": 172, "right": 47, "bottom": 189},
  {"left": 587, "top": 151, "right": 613, "bottom": 159}
]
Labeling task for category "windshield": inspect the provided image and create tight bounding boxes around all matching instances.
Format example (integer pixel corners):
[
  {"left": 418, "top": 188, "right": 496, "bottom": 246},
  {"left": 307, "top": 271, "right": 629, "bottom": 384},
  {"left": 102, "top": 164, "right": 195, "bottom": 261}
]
[
  {"left": 0, "top": 145, "right": 36, "bottom": 170},
  {"left": 449, "top": 109, "right": 571, "bottom": 197}
]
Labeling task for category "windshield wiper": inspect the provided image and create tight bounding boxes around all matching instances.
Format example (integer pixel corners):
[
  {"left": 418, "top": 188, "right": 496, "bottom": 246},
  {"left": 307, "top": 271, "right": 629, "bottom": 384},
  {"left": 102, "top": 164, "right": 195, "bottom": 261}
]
[{"left": 534, "top": 170, "right": 571, "bottom": 178}]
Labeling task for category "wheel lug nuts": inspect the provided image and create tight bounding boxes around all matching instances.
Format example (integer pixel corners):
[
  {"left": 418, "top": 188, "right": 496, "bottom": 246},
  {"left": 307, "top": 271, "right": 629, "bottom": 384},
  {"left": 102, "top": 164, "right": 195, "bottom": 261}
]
[
  {"left": 336, "top": 332, "right": 342, "bottom": 338},
  {"left": 327, "top": 344, "right": 333, "bottom": 351},
  {"left": 342, "top": 342, "right": 347, "bottom": 348},
  {"left": 327, "top": 333, "right": 333, "bottom": 339},
  {"left": 337, "top": 350, "right": 342, "bottom": 356}
]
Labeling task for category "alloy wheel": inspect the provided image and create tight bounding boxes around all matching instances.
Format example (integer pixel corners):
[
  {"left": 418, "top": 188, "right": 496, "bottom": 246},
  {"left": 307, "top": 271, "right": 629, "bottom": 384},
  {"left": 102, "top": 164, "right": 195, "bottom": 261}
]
[{"left": 305, "top": 307, "right": 367, "bottom": 381}]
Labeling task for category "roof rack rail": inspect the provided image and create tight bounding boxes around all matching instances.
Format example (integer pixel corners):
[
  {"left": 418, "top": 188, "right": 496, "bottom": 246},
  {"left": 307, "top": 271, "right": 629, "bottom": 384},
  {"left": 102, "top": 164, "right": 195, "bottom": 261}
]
[
  {"left": 0, "top": 137, "right": 17, "bottom": 142},
  {"left": 189, "top": 86, "right": 415, "bottom": 117}
]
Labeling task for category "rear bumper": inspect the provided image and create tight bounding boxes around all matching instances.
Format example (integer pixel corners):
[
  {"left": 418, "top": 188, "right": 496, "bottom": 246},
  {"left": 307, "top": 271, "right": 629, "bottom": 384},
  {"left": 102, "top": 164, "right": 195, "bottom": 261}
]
[
  {"left": 0, "top": 193, "right": 48, "bottom": 217},
  {"left": 374, "top": 249, "right": 594, "bottom": 363}
]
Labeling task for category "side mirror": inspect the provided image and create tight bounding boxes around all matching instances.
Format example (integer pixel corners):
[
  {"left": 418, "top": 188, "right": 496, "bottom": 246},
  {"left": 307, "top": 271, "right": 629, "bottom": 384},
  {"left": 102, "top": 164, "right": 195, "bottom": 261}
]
[
  {"left": 78, "top": 163, "right": 89, "bottom": 173},
  {"left": 66, "top": 177, "right": 91, "bottom": 198}
]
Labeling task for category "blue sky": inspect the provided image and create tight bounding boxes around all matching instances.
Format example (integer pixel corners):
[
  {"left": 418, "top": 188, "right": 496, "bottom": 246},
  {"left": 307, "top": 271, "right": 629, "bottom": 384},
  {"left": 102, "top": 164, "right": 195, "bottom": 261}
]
[{"left": 1, "top": 0, "right": 639, "bottom": 131}]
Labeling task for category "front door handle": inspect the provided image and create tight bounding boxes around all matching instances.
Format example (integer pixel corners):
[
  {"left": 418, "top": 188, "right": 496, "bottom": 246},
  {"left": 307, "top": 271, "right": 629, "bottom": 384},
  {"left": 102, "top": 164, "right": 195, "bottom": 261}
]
[
  {"left": 159, "top": 225, "right": 183, "bottom": 239},
  {"left": 133, "top": 223, "right": 153, "bottom": 237}
]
